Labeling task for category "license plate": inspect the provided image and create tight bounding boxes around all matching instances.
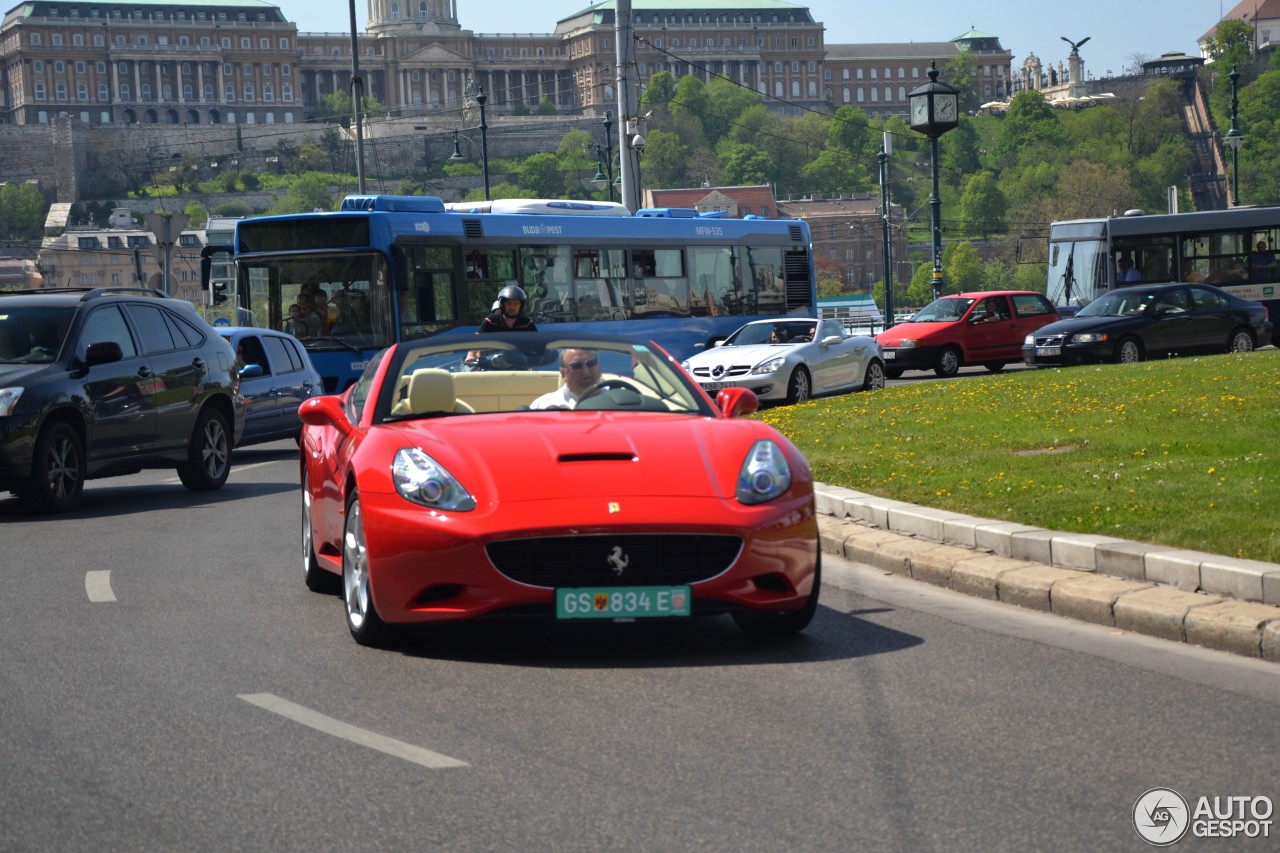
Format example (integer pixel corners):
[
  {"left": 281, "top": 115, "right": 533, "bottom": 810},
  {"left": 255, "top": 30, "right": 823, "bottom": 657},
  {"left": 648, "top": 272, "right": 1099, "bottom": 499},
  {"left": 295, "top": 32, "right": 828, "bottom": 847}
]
[
  {"left": 1036, "top": 346, "right": 1061, "bottom": 356},
  {"left": 883, "top": 351, "right": 896, "bottom": 360},
  {"left": 703, "top": 382, "right": 726, "bottom": 391},
  {"left": 556, "top": 586, "right": 691, "bottom": 619}
]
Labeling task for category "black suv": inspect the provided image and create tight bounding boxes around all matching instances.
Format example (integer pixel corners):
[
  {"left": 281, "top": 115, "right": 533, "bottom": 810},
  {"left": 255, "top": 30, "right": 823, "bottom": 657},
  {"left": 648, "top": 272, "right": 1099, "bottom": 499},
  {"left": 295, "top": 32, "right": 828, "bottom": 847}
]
[{"left": 0, "top": 288, "right": 245, "bottom": 512}]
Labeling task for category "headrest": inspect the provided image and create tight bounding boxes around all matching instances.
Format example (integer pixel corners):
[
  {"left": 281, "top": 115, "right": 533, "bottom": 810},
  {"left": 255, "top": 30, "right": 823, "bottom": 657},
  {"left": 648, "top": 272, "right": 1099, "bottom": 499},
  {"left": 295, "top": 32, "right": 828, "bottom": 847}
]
[{"left": 407, "top": 368, "right": 456, "bottom": 415}]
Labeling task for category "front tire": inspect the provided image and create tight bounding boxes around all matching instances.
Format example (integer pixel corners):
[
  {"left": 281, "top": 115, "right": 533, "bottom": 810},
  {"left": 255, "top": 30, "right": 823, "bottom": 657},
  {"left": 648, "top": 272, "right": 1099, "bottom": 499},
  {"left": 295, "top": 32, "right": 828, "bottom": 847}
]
[
  {"left": 982, "top": 361, "right": 1006, "bottom": 373},
  {"left": 862, "top": 360, "right": 885, "bottom": 391},
  {"left": 1228, "top": 328, "right": 1255, "bottom": 353},
  {"left": 177, "top": 407, "right": 231, "bottom": 491},
  {"left": 933, "top": 346, "right": 962, "bottom": 377},
  {"left": 302, "top": 470, "right": 338, "bottom": 593},
  {"left": 343, "top": 493, "right": 390, "bottom": 646},
  {"left": 732, "top": 554, "right": 821, "bottom": 635},
  {"left": 1115, "top": 337, "right": 1143, "bottom": 364},
  {"left": 883, "top": 367, "right": 903, "bottom": 379},
  {"left": 785, "top": 367, "right": 811, "bottom": 404},
  {"left": 21, "top": 421, "right": 85, "bottom": 513}
]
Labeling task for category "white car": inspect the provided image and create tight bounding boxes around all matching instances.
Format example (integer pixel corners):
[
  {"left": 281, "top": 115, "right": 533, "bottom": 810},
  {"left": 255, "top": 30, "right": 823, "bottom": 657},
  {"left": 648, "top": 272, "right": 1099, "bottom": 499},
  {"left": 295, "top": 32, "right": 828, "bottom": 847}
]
[{"left": 683, "top": 318, "right": 885, "bottom": 404}]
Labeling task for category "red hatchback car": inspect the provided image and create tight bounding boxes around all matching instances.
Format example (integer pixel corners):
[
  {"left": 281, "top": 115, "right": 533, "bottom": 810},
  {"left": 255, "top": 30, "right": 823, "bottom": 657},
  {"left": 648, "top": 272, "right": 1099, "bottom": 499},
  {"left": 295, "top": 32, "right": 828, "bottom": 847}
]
[{"left": 876, "top": 290, "right": 1060, "bottom": 377}]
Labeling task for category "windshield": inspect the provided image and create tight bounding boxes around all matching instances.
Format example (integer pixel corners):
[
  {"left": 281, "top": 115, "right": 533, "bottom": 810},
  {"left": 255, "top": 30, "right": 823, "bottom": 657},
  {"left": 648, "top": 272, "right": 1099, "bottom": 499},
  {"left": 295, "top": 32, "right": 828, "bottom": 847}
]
[
  {"left": 238, "top": 253, "right": 393, "bottom": 352},
  {"left": 910, "top": 297, "right": 973, "bottom": 322},
  {"left": 724, "top": 320, "right": 817, "bottom": 346},
  {"left": 0, "top": 305, "right": 76, "bottom": 364},
  {"left": 1078, "top": 289, "right": 1158, "bottom": 317},
  {"left": 1047, "top": 238, "right": 1108, "bottom": 307},
  {"left": 379, "top": 335, "right": 713, "bottom": 420}
]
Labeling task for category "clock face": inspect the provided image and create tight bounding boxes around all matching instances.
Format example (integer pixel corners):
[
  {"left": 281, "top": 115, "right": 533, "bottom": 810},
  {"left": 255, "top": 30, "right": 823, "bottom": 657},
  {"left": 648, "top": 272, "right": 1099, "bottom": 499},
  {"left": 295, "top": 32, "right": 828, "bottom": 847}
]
[
  {"left": 937, "top": 95, "right": 957, "bottom": 122},
  {"left": 910, "top": 97, "right": 929, "bottom": 126}
]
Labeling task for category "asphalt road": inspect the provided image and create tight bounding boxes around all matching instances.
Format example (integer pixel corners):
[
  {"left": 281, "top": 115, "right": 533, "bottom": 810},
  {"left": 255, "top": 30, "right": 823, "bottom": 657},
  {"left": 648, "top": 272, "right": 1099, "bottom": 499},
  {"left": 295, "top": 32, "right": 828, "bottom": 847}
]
[{"left": 2, "top": 442, "right": 1276, "bottom": 851}]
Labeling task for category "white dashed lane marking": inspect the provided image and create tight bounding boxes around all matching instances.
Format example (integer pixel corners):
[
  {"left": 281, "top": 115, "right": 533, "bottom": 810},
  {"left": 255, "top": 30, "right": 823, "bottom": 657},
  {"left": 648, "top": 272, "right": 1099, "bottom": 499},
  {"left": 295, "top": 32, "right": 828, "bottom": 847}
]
[
  {"left": 238, "top": 693, "right": 469, "bottom": 769},
  {"left": 85, "top": 571, "right": 116, "bottom": 602}
]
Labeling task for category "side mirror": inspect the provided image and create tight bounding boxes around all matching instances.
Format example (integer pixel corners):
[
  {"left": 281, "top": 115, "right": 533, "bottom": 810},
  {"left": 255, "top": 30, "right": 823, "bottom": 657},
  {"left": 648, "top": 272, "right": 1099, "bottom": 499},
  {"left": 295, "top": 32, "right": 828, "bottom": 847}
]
[
  {"left": 84, "top": 340, "right": 123, "bottom": 366},
  {"left": 238, "top": 364, "right": 265, "bottom": 379},
  {"left": 299, "top": 394, "right": 352, "bottom": 433},
  {"left": 716, "top": 387, "right": 759, "bottom": 418}
]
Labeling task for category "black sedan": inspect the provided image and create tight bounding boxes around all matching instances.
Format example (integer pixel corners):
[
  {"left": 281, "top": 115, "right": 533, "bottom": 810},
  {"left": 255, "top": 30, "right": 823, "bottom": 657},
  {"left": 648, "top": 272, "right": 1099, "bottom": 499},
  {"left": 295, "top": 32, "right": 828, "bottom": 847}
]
[{"left": 1024, "top": 283, "right": 1272, "bottom": 367}]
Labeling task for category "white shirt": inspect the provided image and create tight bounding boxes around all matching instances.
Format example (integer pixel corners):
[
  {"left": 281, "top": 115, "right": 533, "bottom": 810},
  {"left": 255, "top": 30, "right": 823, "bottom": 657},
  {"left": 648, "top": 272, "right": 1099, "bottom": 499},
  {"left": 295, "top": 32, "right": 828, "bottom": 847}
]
[{"left": 529, "top": 384, "right": 580, "bottom": 410}]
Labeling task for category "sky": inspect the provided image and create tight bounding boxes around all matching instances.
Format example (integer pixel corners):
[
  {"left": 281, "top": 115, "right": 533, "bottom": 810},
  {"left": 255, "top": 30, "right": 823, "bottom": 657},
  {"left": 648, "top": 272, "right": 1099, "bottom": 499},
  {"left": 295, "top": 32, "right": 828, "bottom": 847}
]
[{"left": 274, "top": 0, "right": 1233, "bottom": 82}]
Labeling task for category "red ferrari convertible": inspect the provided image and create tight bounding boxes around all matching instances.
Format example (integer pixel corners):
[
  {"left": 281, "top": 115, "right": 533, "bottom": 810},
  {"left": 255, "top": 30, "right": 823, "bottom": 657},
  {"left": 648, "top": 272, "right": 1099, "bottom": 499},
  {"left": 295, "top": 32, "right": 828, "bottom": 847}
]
[{"left": 299, "top": 332, "right": 820, "bottom": 646}]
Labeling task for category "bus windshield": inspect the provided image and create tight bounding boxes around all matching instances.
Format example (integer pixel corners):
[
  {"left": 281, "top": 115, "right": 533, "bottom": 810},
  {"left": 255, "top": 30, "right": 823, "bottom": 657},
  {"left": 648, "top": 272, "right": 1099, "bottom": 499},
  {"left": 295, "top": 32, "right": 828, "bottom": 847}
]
[
  {"left": 1046, "top": 238, "right": 1108, "bottom": 308},
  {"left": 238, "top": 253, "right": 394, "bottom": 354}
]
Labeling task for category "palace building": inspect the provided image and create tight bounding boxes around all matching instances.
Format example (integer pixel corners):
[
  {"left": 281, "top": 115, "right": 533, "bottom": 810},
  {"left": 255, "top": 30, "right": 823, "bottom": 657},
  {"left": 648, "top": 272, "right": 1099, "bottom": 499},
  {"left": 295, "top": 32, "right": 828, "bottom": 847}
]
[{"left": 1, "top": 1, "right": 1012, "bottom": 126}]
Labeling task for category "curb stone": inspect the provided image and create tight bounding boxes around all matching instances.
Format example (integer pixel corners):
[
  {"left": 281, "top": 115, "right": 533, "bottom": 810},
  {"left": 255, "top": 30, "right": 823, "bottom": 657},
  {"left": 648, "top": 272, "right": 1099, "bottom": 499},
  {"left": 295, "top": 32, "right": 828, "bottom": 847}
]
[{"left": 814, "top": 484, "right": 1280, "bottom": 661}]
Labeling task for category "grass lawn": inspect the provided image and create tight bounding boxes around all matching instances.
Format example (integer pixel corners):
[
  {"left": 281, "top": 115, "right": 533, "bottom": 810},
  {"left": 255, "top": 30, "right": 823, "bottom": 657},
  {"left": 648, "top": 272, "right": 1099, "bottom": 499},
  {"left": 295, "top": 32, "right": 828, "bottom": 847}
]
[{"left": 758, "top": 349, "right": 1280, "bottom": 563}]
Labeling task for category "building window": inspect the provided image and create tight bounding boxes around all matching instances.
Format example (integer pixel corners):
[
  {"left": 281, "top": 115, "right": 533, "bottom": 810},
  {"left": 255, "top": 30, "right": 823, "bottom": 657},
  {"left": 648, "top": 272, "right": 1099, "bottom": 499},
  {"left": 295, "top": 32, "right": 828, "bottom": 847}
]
[
  {"left": 870, "top": 68, "right": 877, "bottom": 80},
  {"left": 98, "top": 83, "right": 109, "bottom": 101},
  {"left": 77, "top": 83, "right": 89, "bottom": 102},
  {"left": 243, "top": 83, "right": 254, "bottom": 102}
]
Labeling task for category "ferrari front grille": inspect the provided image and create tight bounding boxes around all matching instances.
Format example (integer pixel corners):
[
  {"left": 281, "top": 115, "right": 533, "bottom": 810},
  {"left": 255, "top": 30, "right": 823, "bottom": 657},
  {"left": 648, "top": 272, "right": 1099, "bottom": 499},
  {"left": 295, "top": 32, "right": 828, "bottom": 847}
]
[{"left": 486, "top": 534, "right": 743, "bottom": 588}]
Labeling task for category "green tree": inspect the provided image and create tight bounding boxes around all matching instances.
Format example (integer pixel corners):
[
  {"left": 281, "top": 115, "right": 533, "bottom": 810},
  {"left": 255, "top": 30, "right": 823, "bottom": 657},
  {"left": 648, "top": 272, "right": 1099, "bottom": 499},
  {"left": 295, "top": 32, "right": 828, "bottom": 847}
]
[
  {"left": 798, "top": 149, "right": 870, "bottom": 195},
  {"left": 638, "top": 128, "right": 688, "bottom": 189},
  {"left": 0, "top": 183, "right": 46, "bottom": 239},
  {"left": 718, "top": 141, "right": 774, "bottom": 186},
  {"left": 518, "top": 152, "right": 566, "bottom": 198},
  {"left": 1235, "top": 67, "right": 1280, "bottom": 204},
  {"left": 267, "top": 173, "right": 334, "bottom": 214},
  {"left": 183, "top": 200, "right": 209, "bottom": 229},
  {"left": 941, "top": 119, "right": 981, "bottom": 187},
  {"left": 701, "top": 77, "right": 763, "bottom": 144},
  {"left": 943, "top": 241, "right": 984, "bottom": 293},
  {"left": 827, "top": 105, "right": 874, "bottom": 158},
  {"left": 535, "top": 97, "right": 558, "bottom": 116},
  {"left": 555, "top": 128, "right": 598, "bottom": 196},
  {"left": 992, "top": 90, "right": 1064, "bottom": 166},
  {"left": 942, "top": 50, "right": 981, "bottom": 114},
  {"left": 640, "top": 71, "right": 678, "bottom": 116},
  {"left": 957, "top": 171, "right": 1006, "bottom": 238}
]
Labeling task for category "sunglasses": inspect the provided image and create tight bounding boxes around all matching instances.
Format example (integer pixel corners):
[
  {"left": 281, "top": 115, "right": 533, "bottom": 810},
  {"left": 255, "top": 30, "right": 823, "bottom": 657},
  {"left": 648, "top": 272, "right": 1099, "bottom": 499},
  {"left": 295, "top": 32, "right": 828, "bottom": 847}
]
[{"left": 566, "top": 358, "right": 599, "bottom": 371}]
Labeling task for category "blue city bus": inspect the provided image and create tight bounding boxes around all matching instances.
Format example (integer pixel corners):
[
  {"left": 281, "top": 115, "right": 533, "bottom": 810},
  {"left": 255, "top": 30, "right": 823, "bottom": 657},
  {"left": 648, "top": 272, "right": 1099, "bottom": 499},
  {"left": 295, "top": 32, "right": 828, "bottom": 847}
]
[
  {"left": 1047, "top": 206, "right": 1280, "bottom": 318},
  {"left": 202, "top": 195, "right": 816, "bottom": 392}
]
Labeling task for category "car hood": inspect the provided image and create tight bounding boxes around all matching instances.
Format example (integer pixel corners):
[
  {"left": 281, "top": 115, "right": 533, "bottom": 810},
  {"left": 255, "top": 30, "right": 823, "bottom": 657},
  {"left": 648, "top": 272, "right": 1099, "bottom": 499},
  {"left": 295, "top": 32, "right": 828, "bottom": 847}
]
[
  {"left": 0, "top": 362, "right": 55, "bottom": 385},
  {"left": 1034, "top": 315, "right": 1138, "bottom": 336},
  {"left": 374, "top": 411, "right": 783, "bottom": 502},
  {"left": 875, "top": 320, "right": 956, "bottom": 346},
  {"left": 686, "top": 343, "right": 793, "bottom": 367}
]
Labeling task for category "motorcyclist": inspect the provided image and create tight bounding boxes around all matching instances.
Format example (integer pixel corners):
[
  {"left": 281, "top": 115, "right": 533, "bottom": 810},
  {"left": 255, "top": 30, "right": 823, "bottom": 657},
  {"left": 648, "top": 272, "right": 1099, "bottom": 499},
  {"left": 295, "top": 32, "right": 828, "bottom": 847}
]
[{"left": 478, "top": 284, "right": 536, "bottom": 333}]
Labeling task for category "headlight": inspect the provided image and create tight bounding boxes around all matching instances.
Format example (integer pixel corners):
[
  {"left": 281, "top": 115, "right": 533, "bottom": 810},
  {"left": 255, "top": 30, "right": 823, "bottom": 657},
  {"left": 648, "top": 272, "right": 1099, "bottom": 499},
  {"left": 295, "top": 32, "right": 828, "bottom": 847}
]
[
  {"left": 392, "top": 447, "right": 476, "bottom": 511},
  {"left": 1024, "top": 333, "right": 1035, "bottom": 346},
  {"left": 0, "top": 387, "right": 23, "bottom": 417},
  {"left": 1071, "top": 332, "right": 1109, "bottom": 344},
  {"left": 736, "top": 439, "right": 792, "bottom": 505},
  {"left": 750, "top": 356, "right": 785, "bottom": 376},
  {"left": 895, "top": 339, "right": 919, "bottom": 349},
  {"left": 680, "top": 359, "right": 691, "bottom": 371}
]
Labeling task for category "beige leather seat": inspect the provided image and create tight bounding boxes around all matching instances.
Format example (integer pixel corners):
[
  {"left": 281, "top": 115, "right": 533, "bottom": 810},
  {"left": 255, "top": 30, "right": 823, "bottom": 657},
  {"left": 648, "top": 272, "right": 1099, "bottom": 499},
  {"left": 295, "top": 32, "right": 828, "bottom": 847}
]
[{"left": 393, "top": 368, "right": 474, "bottom": 416}]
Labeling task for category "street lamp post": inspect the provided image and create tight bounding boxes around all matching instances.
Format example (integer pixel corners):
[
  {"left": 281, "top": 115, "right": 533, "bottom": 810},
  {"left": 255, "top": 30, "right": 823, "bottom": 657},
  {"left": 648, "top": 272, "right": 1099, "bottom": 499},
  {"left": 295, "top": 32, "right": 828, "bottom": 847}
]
[
  {"left": 877, "top": 131, "right": 894, "bottom": 329},
  {"left": 448, "top": 87, "right": 491, "bottom": 201},
  {"left": 593, "top": 111, "right": 616, "bottom": 202},
  {"left": 1224, "top": 66, "right": 1243, "bottom": 207},
  {"left": 908, "top": 62, "right": 960, "bottom": 300}
]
